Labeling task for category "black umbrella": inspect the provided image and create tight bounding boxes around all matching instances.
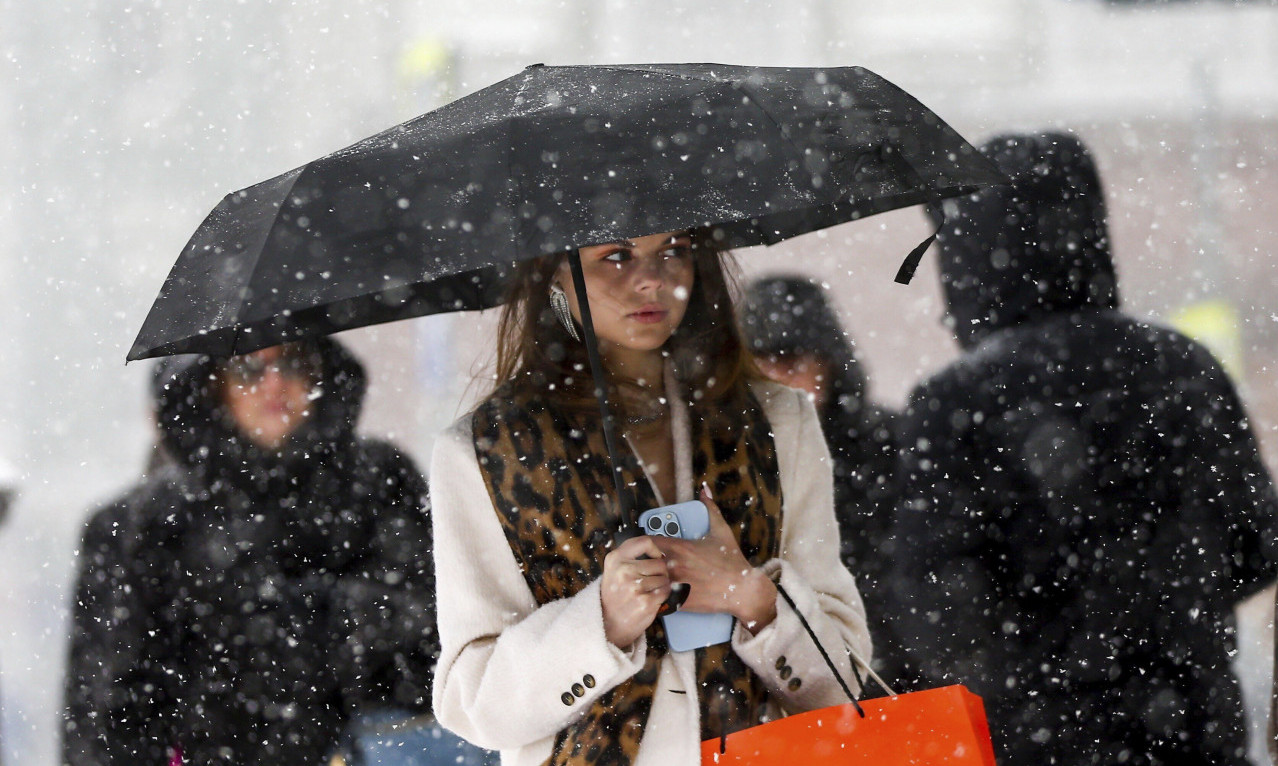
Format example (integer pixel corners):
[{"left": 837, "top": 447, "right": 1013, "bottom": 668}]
[
  {"left": 128, "top": 63, "right": 1004, "bottom": 556},
  {"left": 128, "top": 63, "right": 1003, "bottom": 362}
]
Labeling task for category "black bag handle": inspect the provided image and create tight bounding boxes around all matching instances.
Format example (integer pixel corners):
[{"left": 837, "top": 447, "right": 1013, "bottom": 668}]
[
  {"left": 775, "top": 583, "right": 897, "bottom": 719},
  {"left": 715, "top": 585, "right": 894, "bottom": 751}
]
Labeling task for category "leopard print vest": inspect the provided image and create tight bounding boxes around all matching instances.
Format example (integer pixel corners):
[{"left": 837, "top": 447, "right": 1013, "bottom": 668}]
[{"left": 471, "top": 381, "right": 784, "bottom": 766}]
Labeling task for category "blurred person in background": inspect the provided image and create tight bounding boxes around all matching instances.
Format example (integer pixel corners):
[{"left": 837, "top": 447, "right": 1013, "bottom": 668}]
[
  {"left": 892, "top": 131, "right": 1278, "bottom": 765},
  {"left": 61, "top": 339, "right": 484, "bottom": 765},
  {"left": 740, "top": 275, "right": 912, "bottom": 690},
  {"left": 0, "top": 454, "right": 16, "bottom": 526},
  {"left": 0, "top": 454, "right": 14, "bottom": 766}
]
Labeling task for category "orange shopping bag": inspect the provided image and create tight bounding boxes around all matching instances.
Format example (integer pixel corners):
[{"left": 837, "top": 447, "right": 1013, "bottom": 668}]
[
  {"left": 701, "top": 584, "right": 997, "bottom": 765},
  {"left": 701, "top": 684, "right": 996, "bottom": 765}
]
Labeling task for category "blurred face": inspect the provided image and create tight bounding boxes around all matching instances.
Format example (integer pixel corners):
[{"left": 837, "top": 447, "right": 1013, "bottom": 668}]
[
  {"left": 559, "top": 231, "right": 696, "bottom": 369},
  {"left": 754, "top": 353, "right": 830, "bottom": 409},
  {"left": 219, "top": 345, "right": 319, "bottom": 449}
]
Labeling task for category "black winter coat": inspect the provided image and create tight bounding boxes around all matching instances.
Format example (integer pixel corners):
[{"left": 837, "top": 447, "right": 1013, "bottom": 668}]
[
  {"left": 63, "top": 339, "right": 436, "bottom": 766},
  {"left": 892, "top": 133, "right": 1278, "bottom": 765},
  {"left": 741, "top": 276, "right": 909, "bottom": 688}
]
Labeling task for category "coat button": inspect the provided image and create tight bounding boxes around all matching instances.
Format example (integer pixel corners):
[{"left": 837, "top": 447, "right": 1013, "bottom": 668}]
[
  {"left": 775, "top": 656, "right": 787, "bottom": 671},
  {"left": 572, "top": 683, "right": 586, "bottom": 697},
  {"left": 561, "top": 692, "right": 575, "bottom": 706},
  {"left": 778, "top": 665, "right": 792, "bottom": 680},
  {"left": 788, "top": 678, "right": 802, "bottom": 692},
  {"left": 583, "top": 674, "right": 596, "bottom": 688}
]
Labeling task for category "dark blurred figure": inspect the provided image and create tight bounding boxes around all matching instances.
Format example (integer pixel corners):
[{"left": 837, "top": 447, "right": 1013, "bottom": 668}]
[
  {"left": 892, "top": 131, "right": 1278, "bottom": 765},
  {"left": 0, "top": 455, "right": 13, "bottom": 766},
  {"left": 741, "top": 275, "right": 911, "bottom": 689},
  {"left": 0, "top": 455, "right": 15, "bottom": 525},
  {"left": 63, "top": 339, "right": 439, "bottom": 765}
]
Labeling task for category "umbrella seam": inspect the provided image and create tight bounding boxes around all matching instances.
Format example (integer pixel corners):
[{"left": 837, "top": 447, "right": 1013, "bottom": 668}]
[
  {"left": 508, "top": 72, "right": 533, "bottom": 262},
  {"left": 227, "top": 168, "right": 308, "bottom": 356},
  {"left": 732, "top": 79, "right": 847, "bottom": 208},
  {"left": 578, "top": 63, "right": 852, "bottom": 88},
  {"left": 585, "top": 64, "right": 706, "bottom": 83}
]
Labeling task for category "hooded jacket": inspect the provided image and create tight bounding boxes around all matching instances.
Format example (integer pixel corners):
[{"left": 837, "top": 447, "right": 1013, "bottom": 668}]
[
  {"left": 63, "top": 338, "right": 435, "bottom": 766},
  {"left": 893, "top": 133, "right": 1278, "bottom": 765},
  {"left": 740, "top": 276, "right": 905, "bottom": 686}
]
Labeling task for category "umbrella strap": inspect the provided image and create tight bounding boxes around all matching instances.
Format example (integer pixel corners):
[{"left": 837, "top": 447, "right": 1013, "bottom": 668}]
[
  {"left": 567, "top": 250, "right": 636, "bottom": 527},
  {"left": 893, "top": 217, "right": 944, "bottom": 285}
]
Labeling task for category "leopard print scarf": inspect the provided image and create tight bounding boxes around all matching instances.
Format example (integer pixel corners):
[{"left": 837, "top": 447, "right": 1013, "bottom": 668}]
[{"left": 471, "top": 381, "right": 784, "bottom": 766}]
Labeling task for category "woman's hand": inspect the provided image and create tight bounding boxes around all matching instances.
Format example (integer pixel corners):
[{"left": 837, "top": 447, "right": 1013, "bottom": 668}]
[
  {"left": 600, "top": 535, "right": 673, "bottom": 648},
  {"left": 651, "top": 486, "right": 778, "bottom": 633}
]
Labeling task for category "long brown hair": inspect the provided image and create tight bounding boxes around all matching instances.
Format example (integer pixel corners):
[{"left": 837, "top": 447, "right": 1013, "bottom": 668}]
[{"left": 491, "top": 231, "right": 759, "bottom": 413}]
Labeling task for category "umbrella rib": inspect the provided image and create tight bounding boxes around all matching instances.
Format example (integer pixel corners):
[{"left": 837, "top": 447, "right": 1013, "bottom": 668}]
[{"left": 508, "top": 72, "right": 534, "bottom": 260}]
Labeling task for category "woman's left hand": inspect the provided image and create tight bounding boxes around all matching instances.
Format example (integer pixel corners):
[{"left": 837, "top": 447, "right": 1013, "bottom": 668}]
[{"left": 650, "top": 485, "right": 778, "bottom": 633}]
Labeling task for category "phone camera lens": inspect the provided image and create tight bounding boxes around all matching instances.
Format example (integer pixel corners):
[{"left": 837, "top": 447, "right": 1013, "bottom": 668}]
[
  {"left": 646, "top": 516, "right": 662, "bottom": 531},
  {"left": 665, "top": 522, "right": 680, "bottom": 537}
]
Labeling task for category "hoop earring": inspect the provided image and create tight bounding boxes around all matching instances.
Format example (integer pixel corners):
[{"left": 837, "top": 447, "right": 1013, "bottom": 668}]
[{"left": 549, "top": 283, "right": 581, "bottom": 341}]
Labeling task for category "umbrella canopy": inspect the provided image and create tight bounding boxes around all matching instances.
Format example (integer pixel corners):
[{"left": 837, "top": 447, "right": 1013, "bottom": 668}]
[{"left": 128, "top": 63, "right": 1004, "bottom": 361}]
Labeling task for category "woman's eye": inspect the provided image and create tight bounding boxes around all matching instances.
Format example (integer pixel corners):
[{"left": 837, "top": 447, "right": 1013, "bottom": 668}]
[
  {"left": 660, "top": 245, "right": 691, "bottom": 258},
  {"left": 602, "top": 249, "right": 631, "bottom": 263}
]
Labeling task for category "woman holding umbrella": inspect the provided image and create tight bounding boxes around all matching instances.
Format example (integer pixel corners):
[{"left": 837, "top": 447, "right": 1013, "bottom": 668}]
[
  {"left": 429, "top": 229, "right": 872, "bottom": 765},
  {"left": 124, "top": 62, "right": 1005, "bottom": 766}
]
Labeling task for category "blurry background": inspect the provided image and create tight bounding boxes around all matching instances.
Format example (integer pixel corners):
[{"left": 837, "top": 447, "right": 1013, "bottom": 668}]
[{"left": 2, "top": 0, "right": 1277, "bottom": 763}]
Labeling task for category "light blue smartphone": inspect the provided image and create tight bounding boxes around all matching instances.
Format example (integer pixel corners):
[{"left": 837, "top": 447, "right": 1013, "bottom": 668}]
[{"left": 637, "top": 500, "right": 735, "bottom": 652}]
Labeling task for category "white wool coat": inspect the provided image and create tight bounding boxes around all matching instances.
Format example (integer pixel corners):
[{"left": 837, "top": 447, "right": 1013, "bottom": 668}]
[{"left": 430, "top": 382, "right": 872, "bottom": 766}]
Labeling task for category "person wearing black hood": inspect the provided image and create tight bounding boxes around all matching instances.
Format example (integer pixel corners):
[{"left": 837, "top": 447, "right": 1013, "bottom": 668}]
[
  {"left": 891, "top": 131, "right": 1278, "bottom": 765},
  {"left": 62, "top": 339, "right": 443, "bottom": 765},
  {"left": 740, "top": 276, "right": 909, "bottom": 689}
]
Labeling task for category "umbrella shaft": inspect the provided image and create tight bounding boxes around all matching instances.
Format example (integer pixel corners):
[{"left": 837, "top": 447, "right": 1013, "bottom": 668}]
[{"left": 567, "top": 250, "right": 636, "bottom": 530}]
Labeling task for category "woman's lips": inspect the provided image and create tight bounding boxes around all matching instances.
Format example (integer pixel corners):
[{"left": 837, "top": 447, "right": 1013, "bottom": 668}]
[{"left": 628, "top": 306, "right": 668, "bottom": 324}]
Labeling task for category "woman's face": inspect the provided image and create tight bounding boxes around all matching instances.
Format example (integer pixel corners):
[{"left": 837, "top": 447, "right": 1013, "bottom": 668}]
[
  {"left": 559, "top": 231, "right": 696, "bottom": 357},
  {"left": 218, "top": 345, "right": 318, "bottom": 449}
]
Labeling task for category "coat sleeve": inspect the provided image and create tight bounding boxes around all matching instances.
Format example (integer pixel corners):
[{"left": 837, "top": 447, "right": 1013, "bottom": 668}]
[
  {"left": 1175, "top": 344, "right": 1278, "bottom": 602},
  {"left": 328, "top": 442, "right": 438, "bottom": 712},
  {"left": 62, "top": 499, "right": 176, "bottom": 766},
  {"left": 730, "top": 386, "right": 874, "bottom": 711},
  {"left": 429, "top": 421, "right": 649, "bottom": 752},
  {"left": 888, "top": 374, "right": 1031, "bottom": 699}
]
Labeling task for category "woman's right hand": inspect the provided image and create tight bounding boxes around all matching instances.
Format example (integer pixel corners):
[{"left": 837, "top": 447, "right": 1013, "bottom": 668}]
[{"left": 600, "top": 535, "right": 672, "bottom": 648}]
